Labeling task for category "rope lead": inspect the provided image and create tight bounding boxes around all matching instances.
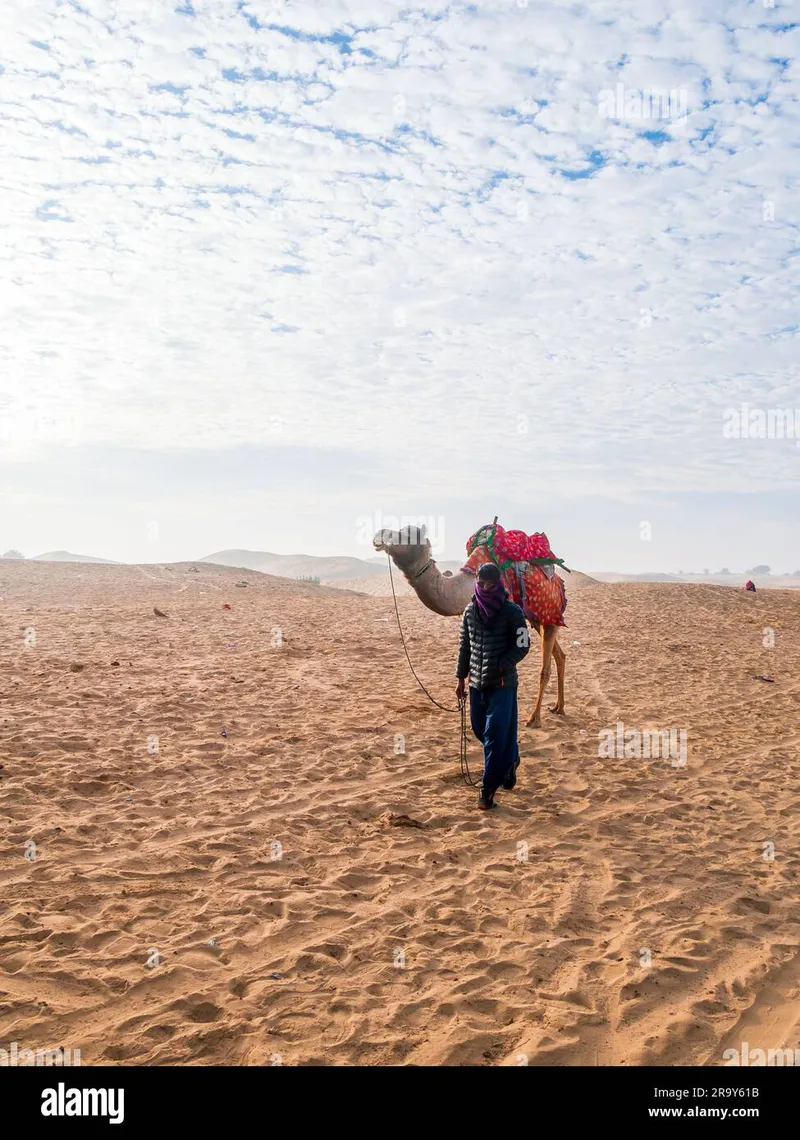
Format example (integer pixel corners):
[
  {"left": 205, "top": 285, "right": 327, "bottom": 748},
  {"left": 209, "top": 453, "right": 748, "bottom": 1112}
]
[{"left": 386, "top": 555, "right": 480, "bottom": 787}]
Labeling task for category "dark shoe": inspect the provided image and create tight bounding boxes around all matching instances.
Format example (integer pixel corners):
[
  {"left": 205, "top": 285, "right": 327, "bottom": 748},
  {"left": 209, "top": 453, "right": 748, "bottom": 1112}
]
[
  {"left": 478, "top": 787, "right": 497, "bottom": 810},
  {"left": 502, "top": 759, "right": 520, "bottom": 790}
]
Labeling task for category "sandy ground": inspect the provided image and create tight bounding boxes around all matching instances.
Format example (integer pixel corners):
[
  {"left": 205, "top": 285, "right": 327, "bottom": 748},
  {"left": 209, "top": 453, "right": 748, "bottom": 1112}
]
[{"left": 1, "top": 559, "right": 799, "bottom": 1066}]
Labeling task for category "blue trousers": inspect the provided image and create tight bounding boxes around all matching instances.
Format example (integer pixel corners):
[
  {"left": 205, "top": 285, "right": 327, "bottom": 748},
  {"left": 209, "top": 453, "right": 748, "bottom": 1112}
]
[{"left": 469, "top": 685, "right": 520, "bottom": 795}]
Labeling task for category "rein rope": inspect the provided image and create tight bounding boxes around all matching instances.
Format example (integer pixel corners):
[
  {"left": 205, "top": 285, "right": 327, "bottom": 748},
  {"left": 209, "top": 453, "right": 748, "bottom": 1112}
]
[{"left": 386, "top": 555, "right": 480, "bottom": 787}]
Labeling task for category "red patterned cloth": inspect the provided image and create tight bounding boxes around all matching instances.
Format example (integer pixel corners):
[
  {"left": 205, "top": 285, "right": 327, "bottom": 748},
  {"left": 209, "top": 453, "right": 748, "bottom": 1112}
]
[
  {"left": 466, "top": 522, "right": 565, "bottom": 570},
  {"left": 494, "top": 528, "right": 528, "bottom": 563},
  {"left": 462, "top": 545, "right": 567, "bottom": 627},
  {"left": 526, "top": 532, "right": 554, "bottom": 560}
]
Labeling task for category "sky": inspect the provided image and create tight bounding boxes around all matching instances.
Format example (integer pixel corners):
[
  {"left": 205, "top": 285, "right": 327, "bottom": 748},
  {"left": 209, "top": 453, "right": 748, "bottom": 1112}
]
[{"left": 0, "top": 0, "right": 799, "bottom": 572}]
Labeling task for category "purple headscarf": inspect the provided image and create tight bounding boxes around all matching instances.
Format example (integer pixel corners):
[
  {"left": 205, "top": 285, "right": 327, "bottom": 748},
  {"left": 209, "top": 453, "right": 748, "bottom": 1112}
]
[{"left": 473, "top": 578, "right": 508, "bottom": 625}]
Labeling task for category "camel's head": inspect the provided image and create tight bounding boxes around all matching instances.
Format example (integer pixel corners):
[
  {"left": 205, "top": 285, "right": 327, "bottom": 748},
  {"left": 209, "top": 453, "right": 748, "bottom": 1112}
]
[{"left": 373, "top": 524, "right": 431, "bottom": 574}]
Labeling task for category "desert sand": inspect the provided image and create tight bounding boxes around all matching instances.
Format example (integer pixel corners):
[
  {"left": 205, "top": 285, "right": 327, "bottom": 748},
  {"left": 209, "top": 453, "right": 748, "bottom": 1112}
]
[{"left": 1, "top": 558, "right": 799, "bottom": 1066}]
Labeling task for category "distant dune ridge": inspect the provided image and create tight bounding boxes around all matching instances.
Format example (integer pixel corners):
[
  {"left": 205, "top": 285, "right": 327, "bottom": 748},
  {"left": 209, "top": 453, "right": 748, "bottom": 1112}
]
[
  {"left": 2, "top": 556, "right": 800, "bottom": 1066},
  {"left": 6, "top": 548, "right": 797, "bottom": 588},
  {"left": 31, "top": 550, "right": 117, "bottom": 564},
  {"left": 200, "top": 548, "right": 390, "bottom": 580},
  {"left": 330, "top": 567, "right": 601, "bottom": 597},
  {"left": 591, "top": 571, "right": 800, "bottom": 589},
  {"left": 200, "top": 548, "right": 465, "bottom": 582}
]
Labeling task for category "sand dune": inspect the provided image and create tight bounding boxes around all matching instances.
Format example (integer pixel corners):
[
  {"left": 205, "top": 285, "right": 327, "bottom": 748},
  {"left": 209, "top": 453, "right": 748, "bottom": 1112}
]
[
  {"left": 1, "top": 561, "right": 799, "bottom": 1065},
  {"left": 327, "top": 568, "right": 600, "bottom": 598},
  {"left": 31, "top": 551, "right": 117, "bottom": 564},
  {"left": 200, "top": 549, "right": 464, "bottom": 582}
]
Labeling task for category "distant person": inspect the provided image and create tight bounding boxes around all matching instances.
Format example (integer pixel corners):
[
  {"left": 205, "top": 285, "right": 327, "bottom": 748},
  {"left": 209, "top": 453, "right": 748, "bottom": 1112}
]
[
  {"left": 745, "top": 579, "right": 756, "bottom": 592},
  {"left": 455, "top": 562, "right": 530, "bottom": 810}
]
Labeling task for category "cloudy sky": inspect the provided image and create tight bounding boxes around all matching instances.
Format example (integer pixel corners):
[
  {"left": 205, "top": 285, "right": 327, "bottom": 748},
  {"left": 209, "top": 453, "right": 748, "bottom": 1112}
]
[{"left": 1, "top": 0, "right": 798, "bottom": 571}]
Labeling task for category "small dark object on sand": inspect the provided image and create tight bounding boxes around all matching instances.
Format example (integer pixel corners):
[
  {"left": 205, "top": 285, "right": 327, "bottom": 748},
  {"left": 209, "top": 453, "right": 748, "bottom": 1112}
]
[
  {"left": 383, "top": 811, "right": 424, "bottom": 829},
  {"left": 154, "top": 607, "right": 168, "bottom": 618},
  {"left": 69, "top": 663, "right": 84, "bottom": 673},
  {"left": 754, "top": 674, "right": 775, "bottom": 683}
]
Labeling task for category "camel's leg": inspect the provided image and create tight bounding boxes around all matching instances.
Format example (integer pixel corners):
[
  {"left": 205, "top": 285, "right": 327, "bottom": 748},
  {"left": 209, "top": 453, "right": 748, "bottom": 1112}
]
[
  {"left": 549, "top": 636, "right": 565, "bottom": 714},
  {"left": 526, "top": 624, "right": 557, "bottom": 728}
]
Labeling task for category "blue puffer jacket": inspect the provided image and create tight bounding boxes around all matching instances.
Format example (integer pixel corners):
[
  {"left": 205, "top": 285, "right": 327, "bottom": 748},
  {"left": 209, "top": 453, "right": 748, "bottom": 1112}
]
[{"left": 456, "top": 599, "right": 530, "bottom": 691}]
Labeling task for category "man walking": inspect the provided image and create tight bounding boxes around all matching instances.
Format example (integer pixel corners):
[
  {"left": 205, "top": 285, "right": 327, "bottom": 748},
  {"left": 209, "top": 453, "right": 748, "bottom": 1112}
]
[{"left": 455, "top": 562, "right": 530, "bottom": 809}]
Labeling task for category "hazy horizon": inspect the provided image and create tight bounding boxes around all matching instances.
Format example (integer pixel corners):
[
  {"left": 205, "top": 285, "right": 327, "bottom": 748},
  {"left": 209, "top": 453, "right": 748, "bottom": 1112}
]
[
  {"left": 4, "top": 537, "right": 798, "bottom": 579},
  {"left": 3, "top": 484, "right": 800, "bottom": 574}
]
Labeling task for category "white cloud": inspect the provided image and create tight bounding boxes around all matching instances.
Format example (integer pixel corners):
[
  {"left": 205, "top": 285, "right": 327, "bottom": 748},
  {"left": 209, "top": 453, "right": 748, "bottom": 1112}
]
[{"left": 1, "top": 0, "right": 799, "bottom": 519}]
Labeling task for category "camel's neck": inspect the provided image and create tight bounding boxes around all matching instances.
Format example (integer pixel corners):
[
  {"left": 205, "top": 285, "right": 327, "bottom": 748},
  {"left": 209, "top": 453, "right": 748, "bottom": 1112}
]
[{"left": 391, "top": 551, "right": 476, "bottom": 617}]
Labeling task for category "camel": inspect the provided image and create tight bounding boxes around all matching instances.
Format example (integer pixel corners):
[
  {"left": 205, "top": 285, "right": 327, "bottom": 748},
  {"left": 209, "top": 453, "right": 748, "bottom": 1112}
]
[{"left": 373, "top": 525, "right": 566, "bottom": 727}]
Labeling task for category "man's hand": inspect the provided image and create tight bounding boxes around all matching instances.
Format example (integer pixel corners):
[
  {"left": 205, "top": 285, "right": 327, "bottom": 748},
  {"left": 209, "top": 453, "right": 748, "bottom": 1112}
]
[{"left": 456, "top": 678, "right": 466, "bottom": 703}]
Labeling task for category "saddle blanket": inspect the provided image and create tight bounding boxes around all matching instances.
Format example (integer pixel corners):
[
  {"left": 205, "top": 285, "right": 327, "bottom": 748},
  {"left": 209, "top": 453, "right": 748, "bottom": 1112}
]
[{"left": 462, "top": 544, "right": 567, "bottom": 627}]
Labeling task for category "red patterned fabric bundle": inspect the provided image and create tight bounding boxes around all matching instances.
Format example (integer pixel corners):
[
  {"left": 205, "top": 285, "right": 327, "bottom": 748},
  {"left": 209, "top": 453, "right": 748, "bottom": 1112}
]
[
  {"left": 462, "top": 545, "right": 567, "bottom": 627},
  {"left": 493, "top": 528, "right": 528, "bottom": 563},
  {"left": 466, "top": 521, "right": 565, "bottom": 570},
  {"left": 526, "top": 532, "right": 553, "bottom": 560}
]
